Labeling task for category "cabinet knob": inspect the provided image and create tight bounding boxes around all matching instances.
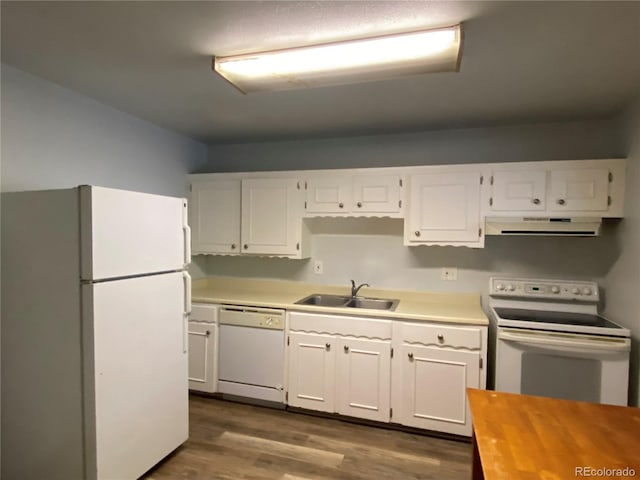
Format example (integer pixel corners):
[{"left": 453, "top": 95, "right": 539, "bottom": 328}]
[
  {"left": 338, "top": 202, "right": 344, "bottom": 208},
  {"left": 243, "top": 244, "right": 248, "bottom": 249},
  {"left": 437, "top": 334, "right": 444, "bottom": 342},
  {"left": 414, "top": 231, "right": 421, "bottom": 237},
  {"left": 532, "top": 198, "right": 540, "bottom": 205},
  {"left": 231, "top": 244, "right": 236, "bottom": 250},
  {"left": 344, "top": 345, "right": 349, "bottom": 353},
  {"left": 557, "top": 199, "right": 566, "bottom": 205},
  {"left": 325, "top": 343, "right": 331, "bottom": 351},
  {"left": 357, "top": 202, "right": 362, "bottom": 208},
  {"left": 408, "top": 352, "right": 414, "bottom": 360},
  {"left": 206, "top": 330, "right": 211, "bottom": 337}
]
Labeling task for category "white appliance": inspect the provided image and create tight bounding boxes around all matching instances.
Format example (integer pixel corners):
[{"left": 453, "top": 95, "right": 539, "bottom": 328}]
[
  {"left": 217, "top": 306, "right": 285, "bottom": 402},
  {"left": 1, "top": 185, "right": 191, "bottom": 480},
  {"left": 491, "top": 277, "right": 630, "bottom": 406}
]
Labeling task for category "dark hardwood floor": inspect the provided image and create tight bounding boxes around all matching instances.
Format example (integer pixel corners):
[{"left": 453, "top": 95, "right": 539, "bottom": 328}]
[{"left": 144, "top": 395, "right": 472, "bottom": 480}]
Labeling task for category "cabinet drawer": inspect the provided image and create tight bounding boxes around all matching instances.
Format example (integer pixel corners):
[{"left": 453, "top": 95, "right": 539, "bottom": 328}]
[
  {"left": 191, "top": 303, "right": 217, "bottom": 323},
  {"left": 400, "top": 322, "right": 481, "bottom": 350},
  {"left": 289, "top": 312, "right": 391, "bottom": 340}
]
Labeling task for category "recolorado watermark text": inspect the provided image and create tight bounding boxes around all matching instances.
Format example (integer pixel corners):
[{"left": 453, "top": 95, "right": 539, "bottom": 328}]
[{"left": 575, "top": 466, "right": 637, "bottom": 477}]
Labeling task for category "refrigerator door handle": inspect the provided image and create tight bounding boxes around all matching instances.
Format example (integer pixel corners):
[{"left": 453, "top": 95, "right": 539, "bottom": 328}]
[
  {"left": 183, "top": 314, "right": 188, "bottom": 354},
  {"left": 183, "top": 225, "right": 191, "bottom": 266},
  {"left": 183, "top": 271, "right": 192, "bottom": 315},
  {"left": 182, "top": 271, "right": 191, "bottom": 354}
]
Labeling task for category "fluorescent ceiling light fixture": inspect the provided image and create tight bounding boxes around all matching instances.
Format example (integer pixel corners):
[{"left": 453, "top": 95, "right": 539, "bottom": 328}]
[{"left": 213, "top": 24, "right": 462, "bottom": 93}]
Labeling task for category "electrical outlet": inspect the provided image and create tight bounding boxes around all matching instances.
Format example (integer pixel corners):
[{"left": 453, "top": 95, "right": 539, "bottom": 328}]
[
  {"left": 313, "top": 260, "right": 323, "bottom": 274},
  {"left": 441, "top": 267, "right": 458, "bottom": 281}
]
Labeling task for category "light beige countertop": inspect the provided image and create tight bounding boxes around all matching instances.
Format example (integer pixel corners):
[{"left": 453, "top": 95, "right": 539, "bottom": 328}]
[{"left": 192, "top": 277, "right": 489, "bottom": 326}]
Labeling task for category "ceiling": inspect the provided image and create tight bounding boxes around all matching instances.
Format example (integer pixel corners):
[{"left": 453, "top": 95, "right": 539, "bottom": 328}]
[{"left": 2, "top": 1, "right": 640, "bottom": 144}]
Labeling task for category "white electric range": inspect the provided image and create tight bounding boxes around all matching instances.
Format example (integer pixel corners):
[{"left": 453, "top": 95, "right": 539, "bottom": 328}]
[{"left": 490, "top": 277, "right": 631, "bottom": 406}]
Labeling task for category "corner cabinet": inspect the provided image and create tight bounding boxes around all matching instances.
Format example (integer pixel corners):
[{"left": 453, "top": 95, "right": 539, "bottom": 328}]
[
  {"left": 190, "top": 180, "right": 241, "bottom": 254},
  {"left": 391, "top": 322, "right": 487, "bottom": 436},
  {"left": 189, "top": 177, "right": 310, "bottom": 258},
  {"left": 287, "top": 312, "right": 392, "bottom": 423},
  {"left": 188, "top": 303, "right": 218, "bottom": 393},
  {"left": 405, "top": 171, "right": 484, "bottom": 247}
]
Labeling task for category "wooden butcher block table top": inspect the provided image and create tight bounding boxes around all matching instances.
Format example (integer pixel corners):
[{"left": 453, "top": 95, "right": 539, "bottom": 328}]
[{"left": 467, "top": 389, "right": 640, "bottom": 480}]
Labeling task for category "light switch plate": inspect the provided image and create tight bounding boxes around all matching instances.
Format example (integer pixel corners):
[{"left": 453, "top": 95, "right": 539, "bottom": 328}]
[{"left": 441, "top": 267, "right": 458, "bottom": 281}]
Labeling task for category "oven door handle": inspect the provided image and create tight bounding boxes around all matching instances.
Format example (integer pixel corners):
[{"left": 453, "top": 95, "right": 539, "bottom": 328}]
[{"left": 498, "top": 329, "right": 630, "bottom": 353}]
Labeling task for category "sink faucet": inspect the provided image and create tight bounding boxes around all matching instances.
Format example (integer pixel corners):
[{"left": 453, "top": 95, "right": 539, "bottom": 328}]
[{"left": 350, "top": 280, "right": 370, "bottom": 298}]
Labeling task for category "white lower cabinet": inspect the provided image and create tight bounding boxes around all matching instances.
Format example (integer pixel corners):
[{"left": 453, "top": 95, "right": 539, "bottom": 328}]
[
  {"left": 398, "top": 345, "right": 480, "bottom": 436},
  {"left": 287, "top": 332, "right": 337, "bottom": 412},
  {"left": 392, "top": 322, "right": 487, "bottom": 436},
  {"left": 287, "top": 313, "right": 487, "bottom": 436},
  {"left": 188, "top": 303, "right": 218, "bottom": 393},
  {"left": 287, "top": 312, "right": 392, "bottom": 422},
  {"left": 337, "top": 338, "right": 391, "bottom": 422}
]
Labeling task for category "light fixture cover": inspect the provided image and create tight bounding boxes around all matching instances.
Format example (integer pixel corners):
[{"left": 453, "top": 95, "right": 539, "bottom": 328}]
[{"left": 213, "top": 25, "right": 463, "bottom": 93}]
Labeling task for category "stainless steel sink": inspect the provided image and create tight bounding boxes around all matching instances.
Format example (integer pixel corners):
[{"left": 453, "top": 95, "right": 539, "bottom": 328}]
[
  {"left": 295, "top": 293, "right": 399, "bottom": 311},
  {"left": 344, "top": 298, "right": 399, "bottom": 310},
  {"left": 295, "top": 294, "right": 352, "bottom": 307}
]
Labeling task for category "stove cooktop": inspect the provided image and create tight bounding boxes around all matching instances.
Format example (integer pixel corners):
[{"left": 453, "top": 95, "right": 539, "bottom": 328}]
[
  {"left": 493, "top": 307, "right": 630, "bottom": 337},
  {"left": 493, "top": 308, "right": 623, "bottom": 329}
]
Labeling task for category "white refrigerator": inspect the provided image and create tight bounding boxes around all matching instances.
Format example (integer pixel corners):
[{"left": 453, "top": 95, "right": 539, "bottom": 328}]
[{"left": 1, "top": 185, "right": 192, "bottom": 480}]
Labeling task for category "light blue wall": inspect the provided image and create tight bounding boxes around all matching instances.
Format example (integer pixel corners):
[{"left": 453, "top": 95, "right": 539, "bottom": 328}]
[
  {"left": 1, "top": 65, "right": 207, "bottom": 196},
  {"left": 204, "top": 117, "right": 625, "bottom": 173},
  {"left": 603, "top": 99, "right": 640, "bottom": 406}
]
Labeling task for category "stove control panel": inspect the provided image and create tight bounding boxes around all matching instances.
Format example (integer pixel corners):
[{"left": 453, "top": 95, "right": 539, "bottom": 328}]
[{"left": 490, "top": 278, "right": 599, "bottom": 301}]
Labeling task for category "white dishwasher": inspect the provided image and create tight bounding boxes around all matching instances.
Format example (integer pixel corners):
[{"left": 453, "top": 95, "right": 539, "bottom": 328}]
[{"left": 218, "top": 306, "right": 286, "bottom": 403}]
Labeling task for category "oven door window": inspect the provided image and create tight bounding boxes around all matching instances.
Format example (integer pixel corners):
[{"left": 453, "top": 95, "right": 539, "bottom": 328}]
[{"left": 521, "top": 352, "right": 601, "bottom": 403}]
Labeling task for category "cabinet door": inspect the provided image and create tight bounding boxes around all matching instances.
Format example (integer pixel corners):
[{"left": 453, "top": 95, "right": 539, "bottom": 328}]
[
  {"left": 549, "top": 169, "right": 609, "bottom": 212},
  {"left": 352, "top": 174, "right": 402, "bottom": 214},
  {"left": 241, "top": 178, "right": 301, "bottom": 256},
  {"left": 305, "top": 177, "right": 351, "bottom": 214},
  {"left": 492, "top": 170, "right": 546, "bottom": 211},
  {"left": 408, "top": 172, "right": 481, "bottom": 243},
  {"left": 287, "top": 332, "right": 336, "bottom": 413},
  {"left": 399, "top": 345, "right": 480, "bottom": 436},
  {"left": 337, "top": 338, "right": 391, "bottom": 422},
  {"left": 188, "top": 322, "right": 217, "bottom": 393},
  {"left": 190, "top": 180, "right": 241, "bottom": 254}
]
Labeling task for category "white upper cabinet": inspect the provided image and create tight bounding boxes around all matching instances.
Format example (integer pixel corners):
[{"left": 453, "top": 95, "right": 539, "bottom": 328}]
[
  {"left": 549, "top": 168, "right": 609, "bottom": 212},
  {"left": 406, "top": 171, "right": 483, "bottom": 246},
  {"left": 491, "top": 170, "right": 546, "bottom": 211},
  {"left": 190, "top": 177, "right": 308, "bottom": 258},
  {"left": 241, "top": 178, "right": 303, "bottom": 256},
  {"left": 305, "top": 174, "right": 403, "bottom": 217},
  {"left": 352, "top": 174, "right": 403, "bottom": 215},
  {"left": 305, "top": 177, "right": 351, "bottom": 214},
  {"left": 488, "top": 160, "right": 624, "bottom": 216},
  {"left": 189, "top": 158, "right": 625, "bottom": 255},
  {"left": 190, "top": 180, "right": 241, "bottom": 254}
]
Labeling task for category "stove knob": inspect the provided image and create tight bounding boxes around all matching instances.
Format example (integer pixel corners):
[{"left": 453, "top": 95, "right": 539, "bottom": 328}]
[
  {"left": 496, "top": 283, "right": 505, "bottom": 291},
  {"left": 572, "top": 287, "right": 581, "bottom": 295},
  {"left": 506, "top": 284, "right": 516, "bottom": 292},
  {"left": 551, "top": 286, "right": 560, "bottom": 294},
  {"left": 582, "top": 287, "right": 592, "bottom": 296}
]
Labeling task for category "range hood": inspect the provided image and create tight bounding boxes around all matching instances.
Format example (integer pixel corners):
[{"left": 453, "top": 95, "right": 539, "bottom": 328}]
[{"left": 485, "top": 217, "right": 601, "bottom": 236}]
